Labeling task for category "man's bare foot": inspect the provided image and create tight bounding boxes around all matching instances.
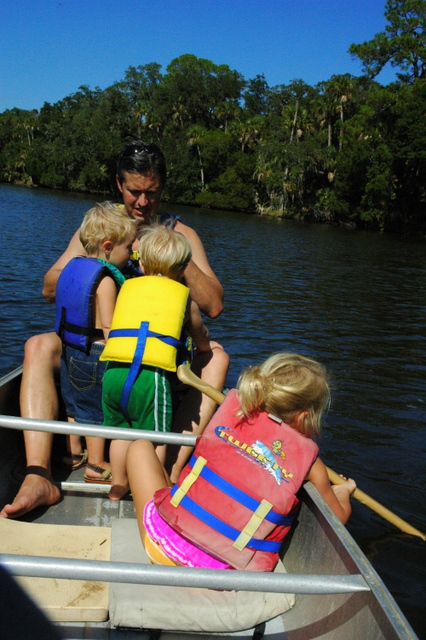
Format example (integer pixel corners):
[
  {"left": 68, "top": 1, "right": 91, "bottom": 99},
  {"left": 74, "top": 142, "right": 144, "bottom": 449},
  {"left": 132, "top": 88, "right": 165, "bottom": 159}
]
[
  {"left": 0, "top": 472, "right": 61, "bottom": 519},
  {"left": 108, "top": 483, "right": 130, "bottom": 501}
]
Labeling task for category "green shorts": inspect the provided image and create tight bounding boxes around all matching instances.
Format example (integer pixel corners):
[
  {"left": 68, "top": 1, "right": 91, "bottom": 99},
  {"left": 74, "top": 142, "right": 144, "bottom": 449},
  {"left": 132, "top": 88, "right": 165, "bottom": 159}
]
[{"left": 102, "top": 363, "right": 173, "bottom": 432}]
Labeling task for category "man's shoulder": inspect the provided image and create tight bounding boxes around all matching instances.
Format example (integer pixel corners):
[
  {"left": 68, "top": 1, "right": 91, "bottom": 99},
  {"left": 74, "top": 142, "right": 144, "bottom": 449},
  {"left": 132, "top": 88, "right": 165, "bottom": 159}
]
[
  {"left": 174, "top": 219, "right": 200, "bottom": 243},
  {"left": 158, "top": 211, "right": 202, "bottom": 246}
]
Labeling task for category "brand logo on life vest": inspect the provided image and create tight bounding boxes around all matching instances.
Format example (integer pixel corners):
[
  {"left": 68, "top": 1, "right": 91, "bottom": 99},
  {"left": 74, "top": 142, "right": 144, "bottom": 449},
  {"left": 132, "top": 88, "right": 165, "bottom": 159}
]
[
  {"left": 272, "top": 439, "right": 287, "bottom": 460},
  {"left": 215, "top": 426, "right": 293, "bottom": 485}
]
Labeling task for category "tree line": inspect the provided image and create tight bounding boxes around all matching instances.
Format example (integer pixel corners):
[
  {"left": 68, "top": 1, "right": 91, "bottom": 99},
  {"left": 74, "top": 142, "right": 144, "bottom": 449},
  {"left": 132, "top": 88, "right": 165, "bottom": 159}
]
[{"left": 1, "top": 0, "right": 425, "bottom": 237}]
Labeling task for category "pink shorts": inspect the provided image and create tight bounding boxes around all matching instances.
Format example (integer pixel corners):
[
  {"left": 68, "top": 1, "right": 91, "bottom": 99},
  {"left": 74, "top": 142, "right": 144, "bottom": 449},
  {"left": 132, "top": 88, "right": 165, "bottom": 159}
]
[{"left": 143, "top": 500, "right": 231, "bottom": 570}]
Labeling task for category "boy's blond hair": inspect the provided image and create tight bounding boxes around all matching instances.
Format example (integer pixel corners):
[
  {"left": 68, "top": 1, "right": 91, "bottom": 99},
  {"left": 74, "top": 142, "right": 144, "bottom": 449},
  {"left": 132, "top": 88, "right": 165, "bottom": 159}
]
[
  {"left": 79, "top": 202, "right": 136, "bottom": 255},
  {"left": 237, "top": 353, "right": 330, "bottom": 437},
  {"left": 138, "top": 224, "right": 192, "bottom": 279}
]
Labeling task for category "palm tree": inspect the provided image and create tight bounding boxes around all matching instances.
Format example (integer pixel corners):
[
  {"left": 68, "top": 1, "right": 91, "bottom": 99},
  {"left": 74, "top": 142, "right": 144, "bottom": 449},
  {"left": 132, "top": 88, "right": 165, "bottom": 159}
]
[
  {"left": 213, "top": 100, "right": 241, "bottom": 133},
  {"left": 326, "top": 75, "right": 354, "bottom": 151},
  {"left": 229, "top": 116, "right": 263, "bottom": 152},
  {"left": 187, "top": 125, "right": 207, "bottom": 190},
  {"left": 313, "top": 85, "right": 338, "bottom": 148},
  {"left": 287, "top": 80, "right": 312, "bottom": 143}
]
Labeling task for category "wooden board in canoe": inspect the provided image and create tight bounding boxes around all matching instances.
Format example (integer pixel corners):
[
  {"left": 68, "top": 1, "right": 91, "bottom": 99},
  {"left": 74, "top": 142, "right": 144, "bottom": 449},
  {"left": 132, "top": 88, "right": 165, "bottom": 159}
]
[{"left": 0, "top": 367, "right": 419, "bottom": 640}]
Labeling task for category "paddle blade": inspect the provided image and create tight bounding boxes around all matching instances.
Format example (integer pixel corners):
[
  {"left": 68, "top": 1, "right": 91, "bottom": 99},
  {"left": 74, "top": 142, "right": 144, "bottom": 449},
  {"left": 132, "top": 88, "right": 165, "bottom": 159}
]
[{"left": 176, "top": 365, "right": 225, "bottom": 405}]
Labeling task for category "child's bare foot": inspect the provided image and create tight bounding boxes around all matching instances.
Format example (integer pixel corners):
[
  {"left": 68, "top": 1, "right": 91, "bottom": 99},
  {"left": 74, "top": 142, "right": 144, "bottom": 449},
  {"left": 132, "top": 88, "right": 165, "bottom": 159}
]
[
  {"left": 0, "top": 469, "right": 60, "bottom": 519},
  {"left": 108, "top": 484, "right": 130, "bottom": 501}
]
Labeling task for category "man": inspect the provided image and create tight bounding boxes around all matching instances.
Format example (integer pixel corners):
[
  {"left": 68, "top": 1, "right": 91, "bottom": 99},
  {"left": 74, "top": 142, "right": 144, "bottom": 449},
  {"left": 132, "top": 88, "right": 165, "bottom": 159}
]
[{"left": 1, "top": 141, "right": 228, "bottom": 519}]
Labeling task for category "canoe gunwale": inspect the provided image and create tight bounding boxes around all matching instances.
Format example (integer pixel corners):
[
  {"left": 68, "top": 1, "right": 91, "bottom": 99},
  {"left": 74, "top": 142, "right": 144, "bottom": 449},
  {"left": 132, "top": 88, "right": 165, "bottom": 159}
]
[
  {"left": 0, "top": 553, "right": 370, "bottom": 595},
  {"left": 0, "top": 413, "right": 198, "bottom": 446},
  {"left": 285, "top": 484, "right": 419, "bottom": 640}
]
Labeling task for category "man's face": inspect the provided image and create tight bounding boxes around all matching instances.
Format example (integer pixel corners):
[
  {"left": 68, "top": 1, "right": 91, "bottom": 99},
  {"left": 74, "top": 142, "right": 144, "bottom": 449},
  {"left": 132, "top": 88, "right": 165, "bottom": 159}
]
[{"left": 117, "top": 171, "right": 163, "bottom": 225}]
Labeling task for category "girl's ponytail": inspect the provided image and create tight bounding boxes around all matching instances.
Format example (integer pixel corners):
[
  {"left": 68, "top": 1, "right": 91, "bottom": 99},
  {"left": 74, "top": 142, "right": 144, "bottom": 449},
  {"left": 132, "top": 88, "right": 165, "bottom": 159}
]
[
  {"left": 237, "top": 365, "right": 266, "bottom": 417},
  {"left": 236, "top": 353, "right": 330, "bottom": 437}
]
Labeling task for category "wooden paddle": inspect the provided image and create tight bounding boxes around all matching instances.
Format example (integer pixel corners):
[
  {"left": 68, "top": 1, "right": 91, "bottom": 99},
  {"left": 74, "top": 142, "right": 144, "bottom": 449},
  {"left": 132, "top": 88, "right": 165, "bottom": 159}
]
[
  {"left": 325, "top": 467, "right": 426, "bottom": 540},
  {"left": 177, "top": 365, "right": 426, "bottom": 541}
]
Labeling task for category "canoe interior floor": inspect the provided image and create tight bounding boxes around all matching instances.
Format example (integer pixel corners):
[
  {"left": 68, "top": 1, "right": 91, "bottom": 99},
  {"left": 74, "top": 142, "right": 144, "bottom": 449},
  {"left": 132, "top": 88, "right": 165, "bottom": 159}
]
[{"left": 20, "top": 465, "right": 137, "bottom": 527}]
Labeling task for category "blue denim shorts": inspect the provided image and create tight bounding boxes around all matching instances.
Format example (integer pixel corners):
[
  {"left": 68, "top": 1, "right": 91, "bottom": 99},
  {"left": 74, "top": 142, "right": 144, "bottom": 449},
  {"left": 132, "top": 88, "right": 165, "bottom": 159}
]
[{"left": 60, "top": 342, "right": 106, "bottom": 424}]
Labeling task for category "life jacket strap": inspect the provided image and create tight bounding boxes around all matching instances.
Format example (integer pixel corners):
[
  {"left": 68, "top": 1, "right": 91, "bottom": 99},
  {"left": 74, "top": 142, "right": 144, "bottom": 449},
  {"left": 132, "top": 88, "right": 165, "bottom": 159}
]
[
  {"left": 170, "top": 456, "right": 207, "bottom": 507},
  {"left": 109, "top": 327, "right": 184, "bottom": 350},
  {"left": 60, "top": 318, "right": 104, "bottom": 340},
  {"left": 116, "top": 322, "right": 187, "bottom": 416},
  {"left": 233, "top": 500, "right": 273, "bottom": 551},
  {"left": 168, "top": 489, "right": 282, "bottom": 553},
  {"left": 185, "top": 454, "right": 294, "bottom": 526},
  {"left": 119, "top": 321, "right": 149, "bottom": 416},
  {"left": 58, "top": 308, "right": 104, "bottom": 355}
]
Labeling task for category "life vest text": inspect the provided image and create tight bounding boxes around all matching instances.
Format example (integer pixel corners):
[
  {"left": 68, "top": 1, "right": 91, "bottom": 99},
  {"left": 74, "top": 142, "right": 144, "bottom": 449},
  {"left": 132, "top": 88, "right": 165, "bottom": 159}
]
[{"left": 216, "top": 426, "right": 293, "bottom": 480}]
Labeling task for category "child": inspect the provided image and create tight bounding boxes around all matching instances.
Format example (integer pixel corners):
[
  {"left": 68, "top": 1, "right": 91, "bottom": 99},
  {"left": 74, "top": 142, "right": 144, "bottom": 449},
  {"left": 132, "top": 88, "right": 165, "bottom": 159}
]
[
  {"left": 55, "top": 202, "right": 136, "bottom": 483},
  {"left": 101, "top": 224, "right": 212, "bottom": 501},
  {"left": 126, "top": 352, "right": 357, "bottom": 571}
]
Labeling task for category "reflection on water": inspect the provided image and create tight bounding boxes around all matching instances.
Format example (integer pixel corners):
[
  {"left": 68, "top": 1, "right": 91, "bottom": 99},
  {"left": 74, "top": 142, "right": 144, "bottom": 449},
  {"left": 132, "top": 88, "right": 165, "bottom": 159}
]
[{"left": 0, "top": 185, "right": 425, "bottom": 637}]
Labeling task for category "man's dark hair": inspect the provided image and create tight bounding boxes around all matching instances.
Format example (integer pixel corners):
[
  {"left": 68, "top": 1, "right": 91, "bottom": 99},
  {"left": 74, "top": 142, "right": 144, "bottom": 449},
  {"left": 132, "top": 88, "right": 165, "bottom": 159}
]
[{"left": 116, "top": 140, "right": 167, "bottom": 187}]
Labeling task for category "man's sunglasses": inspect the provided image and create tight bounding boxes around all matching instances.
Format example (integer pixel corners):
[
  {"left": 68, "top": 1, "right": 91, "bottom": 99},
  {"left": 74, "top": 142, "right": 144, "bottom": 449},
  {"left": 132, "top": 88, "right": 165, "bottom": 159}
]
[{"left": 121, "top": 143, "right": 158, "bottom": 158}]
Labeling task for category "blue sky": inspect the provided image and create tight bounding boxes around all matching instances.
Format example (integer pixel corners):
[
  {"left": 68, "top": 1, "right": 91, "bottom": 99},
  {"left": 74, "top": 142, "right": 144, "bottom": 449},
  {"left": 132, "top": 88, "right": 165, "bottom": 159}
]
[{"left": 1, "top": 0, "right": 395, "bottom": 113}]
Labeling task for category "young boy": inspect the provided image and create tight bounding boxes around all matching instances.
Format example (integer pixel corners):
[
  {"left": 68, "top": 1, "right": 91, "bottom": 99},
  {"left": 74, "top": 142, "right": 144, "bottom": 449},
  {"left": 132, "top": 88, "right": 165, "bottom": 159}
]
[
  {"left": 101, "top": 224, "right": 213, "bottom": 500},
  {"left": 55, "top": 202, "right": 136, "bottom": 482}
]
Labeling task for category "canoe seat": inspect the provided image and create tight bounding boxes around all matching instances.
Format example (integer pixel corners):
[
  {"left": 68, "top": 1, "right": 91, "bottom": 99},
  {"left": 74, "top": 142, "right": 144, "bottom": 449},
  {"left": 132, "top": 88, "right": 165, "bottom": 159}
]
[
  {"left": 109, "top": 518, "right": 295, "bottom": 633},
  {"left": 0, "top": 517, "right": 110, "bottom": 622}
]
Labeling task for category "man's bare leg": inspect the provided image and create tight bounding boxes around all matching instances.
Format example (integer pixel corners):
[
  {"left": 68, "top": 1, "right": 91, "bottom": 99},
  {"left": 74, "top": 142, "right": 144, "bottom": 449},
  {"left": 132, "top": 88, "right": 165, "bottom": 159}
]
[
  {"left": 0, "top": 333, "right": 62, "bottom": 518},
  {"left": 169, "top": 343, "right": 229, "bottom": 482}
]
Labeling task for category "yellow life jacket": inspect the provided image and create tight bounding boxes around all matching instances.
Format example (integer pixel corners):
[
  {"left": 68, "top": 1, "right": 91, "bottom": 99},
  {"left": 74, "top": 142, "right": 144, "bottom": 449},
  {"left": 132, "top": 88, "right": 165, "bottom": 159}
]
[{"left": 101, "top": 276, "right": 189, "bottom": 371}]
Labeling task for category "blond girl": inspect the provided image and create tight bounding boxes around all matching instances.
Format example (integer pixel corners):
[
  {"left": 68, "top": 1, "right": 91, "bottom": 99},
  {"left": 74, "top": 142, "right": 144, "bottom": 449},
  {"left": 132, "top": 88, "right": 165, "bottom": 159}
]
[{"left": 127, "top": 352, "right": 356, "bottom": 571}]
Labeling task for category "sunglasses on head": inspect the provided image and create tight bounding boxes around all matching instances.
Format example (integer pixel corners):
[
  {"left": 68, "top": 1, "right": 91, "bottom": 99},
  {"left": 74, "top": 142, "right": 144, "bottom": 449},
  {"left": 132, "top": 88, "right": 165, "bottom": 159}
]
[{"left": 121, "top": 143, "right": 158, "bottom": 158}]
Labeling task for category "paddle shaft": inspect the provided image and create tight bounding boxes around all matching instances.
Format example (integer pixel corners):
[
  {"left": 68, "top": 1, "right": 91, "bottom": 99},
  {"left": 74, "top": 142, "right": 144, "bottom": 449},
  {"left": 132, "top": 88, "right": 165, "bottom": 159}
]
[
  {"left": 325, "top": 467, "right": 426, "bottom": 541},
  {"left": 176, "top": 365, "right": 426, "bottom": 541}
]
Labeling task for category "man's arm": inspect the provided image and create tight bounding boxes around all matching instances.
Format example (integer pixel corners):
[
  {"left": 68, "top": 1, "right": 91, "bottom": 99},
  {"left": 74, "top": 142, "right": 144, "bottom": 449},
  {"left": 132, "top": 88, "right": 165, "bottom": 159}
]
[
  {"left": 186, "top": 300, "right": 211, "bottom": 352},
  {"left": 175, "top": 221, "right": 223, "bottom": 318},
  {"left": 42, "top": 230, "right": 86, "bottom": 303}
]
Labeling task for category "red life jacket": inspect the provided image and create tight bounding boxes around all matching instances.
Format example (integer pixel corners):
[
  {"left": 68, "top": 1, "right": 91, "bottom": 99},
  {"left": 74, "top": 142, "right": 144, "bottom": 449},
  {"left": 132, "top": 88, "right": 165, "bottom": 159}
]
[{"left": 154, "top": 390, "right": 319, "bottom": 571}]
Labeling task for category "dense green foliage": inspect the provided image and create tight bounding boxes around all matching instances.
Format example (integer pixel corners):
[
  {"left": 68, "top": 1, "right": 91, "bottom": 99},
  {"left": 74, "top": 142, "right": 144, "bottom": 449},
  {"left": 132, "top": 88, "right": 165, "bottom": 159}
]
[{"left": 1, "top": 1, "right": 425, "bottom": 236}]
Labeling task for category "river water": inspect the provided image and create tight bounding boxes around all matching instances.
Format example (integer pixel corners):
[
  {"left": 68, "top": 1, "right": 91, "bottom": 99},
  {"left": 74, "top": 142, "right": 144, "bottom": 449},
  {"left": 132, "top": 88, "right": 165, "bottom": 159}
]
[{"left": 0, "top": 183, "right": 425, "bottom": 637}]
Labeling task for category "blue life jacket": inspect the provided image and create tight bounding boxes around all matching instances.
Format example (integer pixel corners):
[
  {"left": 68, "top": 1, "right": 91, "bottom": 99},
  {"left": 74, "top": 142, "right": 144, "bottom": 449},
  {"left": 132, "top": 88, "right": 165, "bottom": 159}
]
[{"left": 55, "top": 256, "right": 123, "bottom": 354}]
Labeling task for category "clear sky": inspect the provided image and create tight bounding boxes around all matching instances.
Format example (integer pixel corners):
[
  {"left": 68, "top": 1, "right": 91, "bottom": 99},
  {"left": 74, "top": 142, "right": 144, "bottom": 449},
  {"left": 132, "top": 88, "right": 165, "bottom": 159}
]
[{"left": 1, "top": 0, "right": 396, "bottom": 113}]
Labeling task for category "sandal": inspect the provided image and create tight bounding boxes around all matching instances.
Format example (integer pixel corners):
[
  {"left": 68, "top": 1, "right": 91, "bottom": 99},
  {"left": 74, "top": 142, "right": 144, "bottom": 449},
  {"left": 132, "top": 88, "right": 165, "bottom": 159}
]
[
  {"left": 63, "top": 449, "right": 88, "bottom": 470},
  {"left": 84, "top": 463, "right": 112, "bottom": 484}
]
